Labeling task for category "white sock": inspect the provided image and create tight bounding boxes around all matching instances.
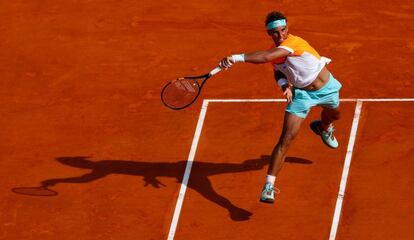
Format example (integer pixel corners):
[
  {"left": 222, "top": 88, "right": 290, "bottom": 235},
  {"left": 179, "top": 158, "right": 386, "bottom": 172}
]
[{"left": 266, "top": 175, "right": 276, "bottom": 185}]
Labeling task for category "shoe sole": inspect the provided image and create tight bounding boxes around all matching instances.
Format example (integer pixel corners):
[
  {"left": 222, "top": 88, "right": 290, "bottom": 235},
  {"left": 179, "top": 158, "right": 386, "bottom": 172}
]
[
  {"left": 260, "top": 197, "right": 274, "bottom": 204},
  {"left": 310, "top": 120, "right": 322, "bottom": 136},
  {"left": 310, "top": 121, "right": 338, "bottom": 149}
]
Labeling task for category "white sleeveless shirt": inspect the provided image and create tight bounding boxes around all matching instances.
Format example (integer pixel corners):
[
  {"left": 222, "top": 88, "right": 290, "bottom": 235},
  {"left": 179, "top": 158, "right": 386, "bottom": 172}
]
[{"left": 271, "top": 34, "right": 331, "bottom": 88}]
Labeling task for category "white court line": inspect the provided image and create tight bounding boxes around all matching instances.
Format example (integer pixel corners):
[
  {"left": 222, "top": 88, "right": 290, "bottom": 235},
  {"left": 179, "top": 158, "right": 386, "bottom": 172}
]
[
  {"left": 167, "top": 100, "right": 209, "bottom": 240},
  {"left": 205, "top": 98, "right": 414, "bottom": 103},
  {"left": 328, "top": 100, "right": 363, "bottom": 240},
  {"left": 167, "top": 98, "right": 413, "bottom": 240},
  {"left": 340, "top": 98, "right": 414, "bottom": 102}
]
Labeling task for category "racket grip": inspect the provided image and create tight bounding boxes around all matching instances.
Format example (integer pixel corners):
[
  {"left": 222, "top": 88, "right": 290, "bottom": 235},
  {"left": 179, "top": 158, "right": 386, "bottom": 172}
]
[{"left": 209, "top": 66, "right": 222, "bottom": 76}]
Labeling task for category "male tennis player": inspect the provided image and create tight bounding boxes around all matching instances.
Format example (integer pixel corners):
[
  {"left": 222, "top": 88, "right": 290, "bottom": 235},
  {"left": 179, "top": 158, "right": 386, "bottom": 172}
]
[{"left": 219, "top": 11, "right": 342, "bottom": 203}]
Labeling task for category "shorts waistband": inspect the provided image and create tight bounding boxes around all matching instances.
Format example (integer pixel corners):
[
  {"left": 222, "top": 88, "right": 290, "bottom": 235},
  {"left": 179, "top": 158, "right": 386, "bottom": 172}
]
[{"left": 296, "top": 74, "right": 334, "bottom": 92}]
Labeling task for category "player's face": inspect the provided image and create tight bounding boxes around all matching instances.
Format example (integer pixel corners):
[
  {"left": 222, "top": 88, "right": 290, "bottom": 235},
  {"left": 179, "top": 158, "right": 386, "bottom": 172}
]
[{"left": 267, "top": 25, "right": 289, "bottom": 45}]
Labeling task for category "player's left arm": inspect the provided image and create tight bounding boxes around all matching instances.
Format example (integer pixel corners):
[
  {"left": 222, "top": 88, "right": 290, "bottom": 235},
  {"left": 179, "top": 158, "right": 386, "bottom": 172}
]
[{"left": 274, "top": 70, "right": 293, "bottom": 103}]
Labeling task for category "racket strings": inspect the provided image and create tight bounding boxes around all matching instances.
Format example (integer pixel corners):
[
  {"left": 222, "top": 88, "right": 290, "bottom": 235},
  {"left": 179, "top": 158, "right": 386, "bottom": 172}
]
[
  {"left": 162, "top": 79, "right": 200, "bottom": 109},
  {"left": 180, "top": 81, "right": 196, "bottom": 93}
]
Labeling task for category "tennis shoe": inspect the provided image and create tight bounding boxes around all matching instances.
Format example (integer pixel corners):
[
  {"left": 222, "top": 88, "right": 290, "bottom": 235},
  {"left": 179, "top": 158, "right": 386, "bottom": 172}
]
[
  {"left": 260, "top": 182, "right": 280, "bottom": 203},
  {"left": 310, "top": 120, "right": 339, "bottom": 149}
]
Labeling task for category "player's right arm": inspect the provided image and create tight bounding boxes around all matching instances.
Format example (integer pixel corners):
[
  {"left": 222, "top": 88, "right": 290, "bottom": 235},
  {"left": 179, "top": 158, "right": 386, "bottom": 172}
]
[
  {"left": 219, "top": 47, "right": 290, "bottom": 68},
  {"left": 244, "top": 48, "right": 290, "bottom": 63}
]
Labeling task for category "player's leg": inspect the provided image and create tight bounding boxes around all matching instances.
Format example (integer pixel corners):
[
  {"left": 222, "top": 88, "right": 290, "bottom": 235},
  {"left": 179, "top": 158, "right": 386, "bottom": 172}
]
[
  {"left": 269, "top": 112, "right": 304, "bottom": 176},
  {"left": 260, "top": 112, "right": 304, "bottom": 203},
  {"left": 310, "top": 73, "right": 342, "bottom": 148},
  {"left": 321, "top": 106, "right": 340, "bottom": 130},
  {"left": 310, "top": 107, "right": 340, "bottom": 149}
]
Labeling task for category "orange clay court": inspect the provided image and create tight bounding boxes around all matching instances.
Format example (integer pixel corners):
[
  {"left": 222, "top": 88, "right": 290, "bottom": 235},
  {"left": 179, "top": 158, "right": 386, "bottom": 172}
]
[{"left": 1, "top": 1, "right": 413, "bottom": 240}]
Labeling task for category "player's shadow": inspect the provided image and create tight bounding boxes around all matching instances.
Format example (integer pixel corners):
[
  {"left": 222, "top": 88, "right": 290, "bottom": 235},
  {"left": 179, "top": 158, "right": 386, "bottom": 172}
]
[{"left": 39, "top": 155, "right": 312, "bottom": 221}]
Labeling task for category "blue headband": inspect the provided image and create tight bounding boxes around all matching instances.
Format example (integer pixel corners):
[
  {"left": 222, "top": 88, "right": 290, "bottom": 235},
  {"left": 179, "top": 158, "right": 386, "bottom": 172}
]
[{"left": 266, "top": 19, "right": 287, "bottom": 30}]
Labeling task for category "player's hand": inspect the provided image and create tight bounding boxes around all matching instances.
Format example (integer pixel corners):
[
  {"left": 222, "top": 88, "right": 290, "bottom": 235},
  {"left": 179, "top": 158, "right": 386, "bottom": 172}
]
[
  {"left": 219, "top": 56, "right": 234, "bottom": 69},
  {"left": 283, "top": 86, "right": 293, "bottom": 103}
]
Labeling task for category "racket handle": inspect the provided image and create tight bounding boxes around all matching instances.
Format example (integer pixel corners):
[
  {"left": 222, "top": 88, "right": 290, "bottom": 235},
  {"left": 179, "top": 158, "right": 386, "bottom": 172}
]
[{"left": 209, "top": 66, "right": 222, "bottom": 76}]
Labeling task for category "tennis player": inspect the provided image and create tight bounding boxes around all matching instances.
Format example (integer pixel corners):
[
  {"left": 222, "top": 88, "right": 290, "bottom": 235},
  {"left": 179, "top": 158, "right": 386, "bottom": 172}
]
[{"left": 219, "top": 11, "right": 342, "bottom": 203}]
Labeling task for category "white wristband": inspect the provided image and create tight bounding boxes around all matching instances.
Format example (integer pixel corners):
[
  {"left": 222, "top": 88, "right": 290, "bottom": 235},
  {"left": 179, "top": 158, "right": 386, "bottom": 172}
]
[
  {"left": 277, "top": 78, "right": 288, "bottom": 87},
  {"left": 231, "top": 54, "right": 245, "bottom": 63}
]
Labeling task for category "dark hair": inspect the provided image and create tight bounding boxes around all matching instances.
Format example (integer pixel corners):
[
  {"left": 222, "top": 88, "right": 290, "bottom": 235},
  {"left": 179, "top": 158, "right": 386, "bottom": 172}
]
[{"left": 265, "top": 11, "right": 287, "bottom": 26}]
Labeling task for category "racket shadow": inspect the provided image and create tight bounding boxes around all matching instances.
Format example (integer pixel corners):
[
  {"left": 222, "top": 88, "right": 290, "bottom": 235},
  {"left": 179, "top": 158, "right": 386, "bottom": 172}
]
[
  {"left": 28, "top": 155, "right": 311, "bottom": 221},
  {"left": 12, "top": 186, "right": 58, "bottom": 197}
]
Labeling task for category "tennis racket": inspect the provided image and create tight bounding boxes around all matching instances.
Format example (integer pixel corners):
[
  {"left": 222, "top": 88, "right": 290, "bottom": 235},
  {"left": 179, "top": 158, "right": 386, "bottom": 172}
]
[{"left": 161, "top": 66, "right": 222, "bottom": 110}]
